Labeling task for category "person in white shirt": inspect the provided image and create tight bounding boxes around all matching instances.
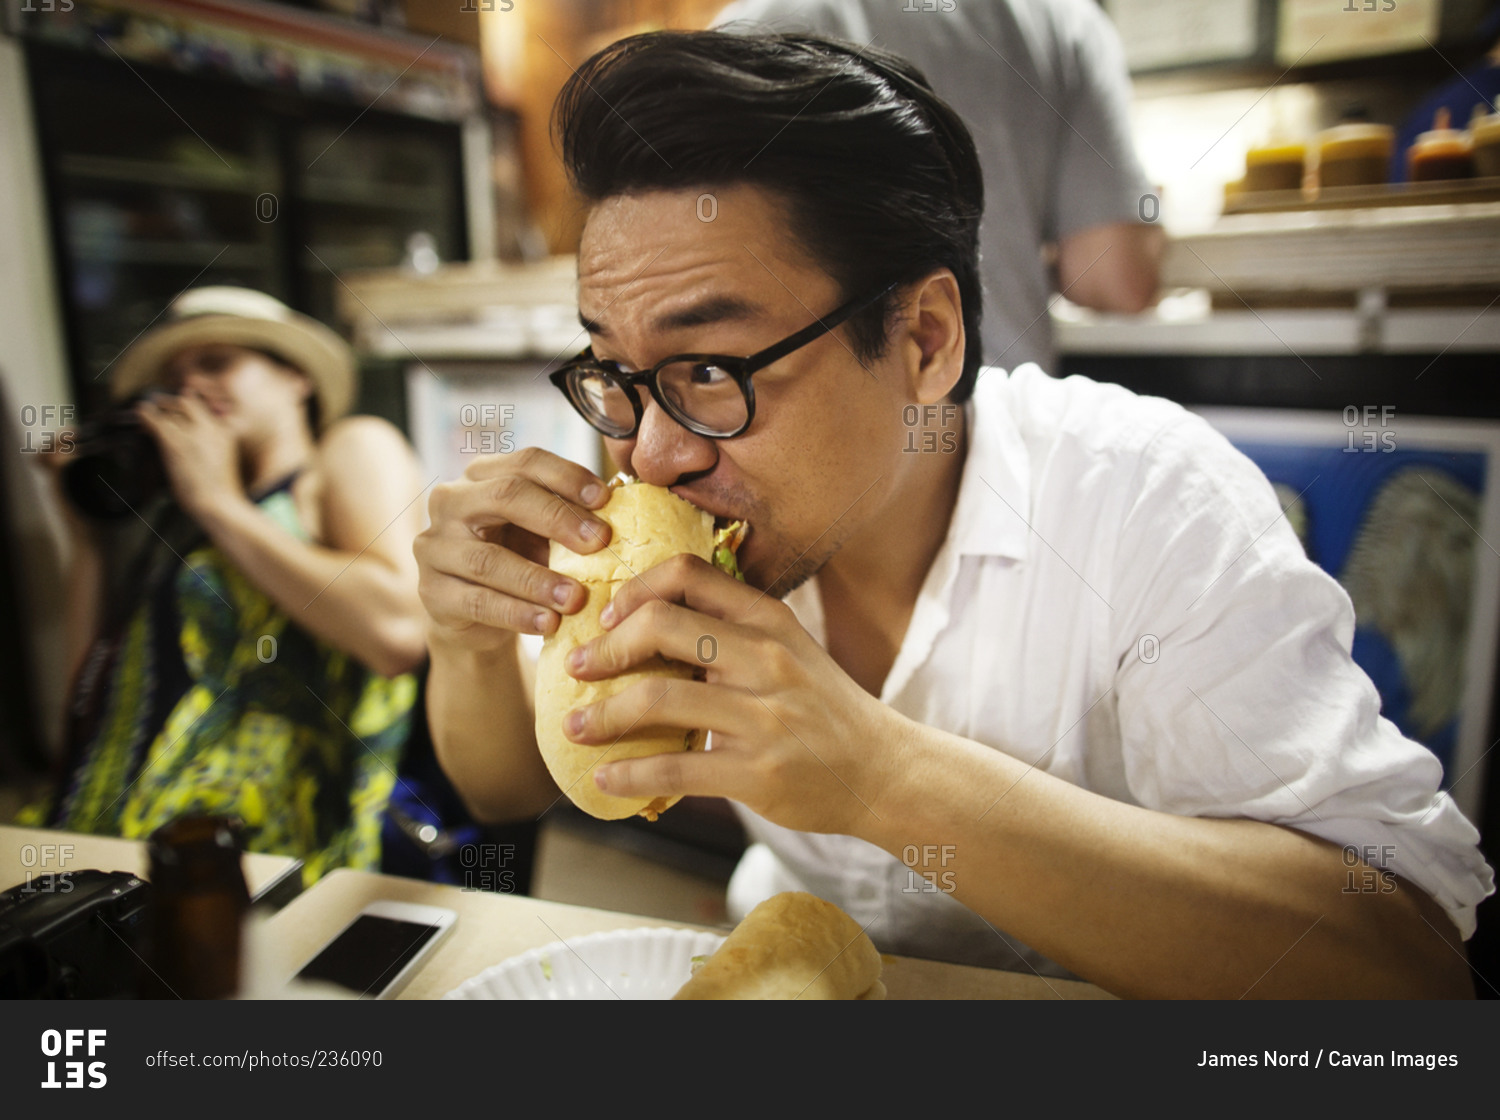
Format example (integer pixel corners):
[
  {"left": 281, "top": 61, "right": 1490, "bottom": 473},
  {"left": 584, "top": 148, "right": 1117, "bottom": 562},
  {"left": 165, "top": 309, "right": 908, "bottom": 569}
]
[
  {"left": 414, "top": 30, "right": 1491, "bottom": 997},
  {"left": 714, "top": 0, "right": 1165, "bottom": 376}
]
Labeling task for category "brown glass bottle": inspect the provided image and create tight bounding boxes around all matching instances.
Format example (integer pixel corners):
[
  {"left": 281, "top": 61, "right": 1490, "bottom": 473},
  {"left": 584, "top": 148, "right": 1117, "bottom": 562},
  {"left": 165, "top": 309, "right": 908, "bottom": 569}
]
[{"left": 141, "top": 816, "right": 250, "bottom": 999}]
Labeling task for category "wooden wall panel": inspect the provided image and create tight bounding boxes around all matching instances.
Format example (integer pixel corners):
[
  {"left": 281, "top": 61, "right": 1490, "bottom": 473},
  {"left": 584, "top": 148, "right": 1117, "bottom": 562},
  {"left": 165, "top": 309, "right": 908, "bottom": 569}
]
[{"left": 481, "top": 0, "right": 725, "bottom": 254}]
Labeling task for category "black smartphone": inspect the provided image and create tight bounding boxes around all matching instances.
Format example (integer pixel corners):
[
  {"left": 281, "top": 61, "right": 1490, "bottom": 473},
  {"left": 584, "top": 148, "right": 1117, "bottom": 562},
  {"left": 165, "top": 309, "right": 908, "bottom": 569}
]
[{"left": 292, "top": 901, "right": 457, "bottom": 999}]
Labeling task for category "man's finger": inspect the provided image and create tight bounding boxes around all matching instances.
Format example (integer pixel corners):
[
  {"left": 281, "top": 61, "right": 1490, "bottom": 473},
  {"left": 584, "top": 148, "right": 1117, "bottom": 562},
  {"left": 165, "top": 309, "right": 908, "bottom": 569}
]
[
  {"left": 569, "top": 598, "right": 763, "bottom": 684},
  {"left": 464, "top": 446, "right": 609, "bottom": 513},
  {"left": 563, "top": 677, "right": 746, "bottom": 745},
  {"left": 603, "top": 552, "right": 757, "bottom": 629},
  {"left": 442, "top": 473, "right": 610, "bottom": 554},
  {"left": 415, "top": 531, "right": 585, "bottom": 613},
  {"left": 419, "top": 568, "right": 559, "bottom": 637},
  {"left": 594, "top": 745, "right": 736, "bottom": 803}
]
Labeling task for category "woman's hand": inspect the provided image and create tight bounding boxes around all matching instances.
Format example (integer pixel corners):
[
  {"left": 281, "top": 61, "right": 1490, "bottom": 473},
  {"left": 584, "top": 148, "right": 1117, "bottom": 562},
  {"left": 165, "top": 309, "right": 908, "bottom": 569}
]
[
  {"left": 561, "top": 553, "right": 905, "bottom": 836},
  {"left": 414, "top": 447, "right": 612, "bottom": 653},
  {"left": 135, "top": 394, "right": 244, "bottom": 519}
]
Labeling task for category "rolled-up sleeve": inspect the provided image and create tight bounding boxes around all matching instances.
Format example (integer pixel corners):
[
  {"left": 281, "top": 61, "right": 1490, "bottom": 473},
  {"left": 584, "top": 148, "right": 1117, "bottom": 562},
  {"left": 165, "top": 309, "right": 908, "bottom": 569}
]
[{"left": 1109, "top": 416, "right": 1494, "bottom": 939}]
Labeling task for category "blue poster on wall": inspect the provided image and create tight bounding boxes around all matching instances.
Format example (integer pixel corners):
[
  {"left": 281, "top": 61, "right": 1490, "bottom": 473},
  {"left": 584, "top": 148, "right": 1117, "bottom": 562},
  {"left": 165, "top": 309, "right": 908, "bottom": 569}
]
[{"left": 1226, "top": 437, "right": 1488, "bottom": 785}]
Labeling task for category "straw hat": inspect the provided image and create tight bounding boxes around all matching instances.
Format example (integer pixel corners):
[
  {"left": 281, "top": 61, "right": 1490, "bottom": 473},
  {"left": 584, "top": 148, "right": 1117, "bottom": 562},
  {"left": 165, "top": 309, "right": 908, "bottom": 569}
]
[{"left": 110, "top": 287, "right": 356, "bottom": 429}]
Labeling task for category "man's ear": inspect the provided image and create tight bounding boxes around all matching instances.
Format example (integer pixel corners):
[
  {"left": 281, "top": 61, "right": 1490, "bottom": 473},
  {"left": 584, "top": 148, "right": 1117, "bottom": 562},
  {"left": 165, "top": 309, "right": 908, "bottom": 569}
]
[{"left": 900, "top": 269, "right": 965, "bottom": 405}]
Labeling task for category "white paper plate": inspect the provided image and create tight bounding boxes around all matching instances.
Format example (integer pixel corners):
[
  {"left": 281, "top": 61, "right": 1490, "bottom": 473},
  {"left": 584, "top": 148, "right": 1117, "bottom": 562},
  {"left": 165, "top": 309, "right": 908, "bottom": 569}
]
[{"left": 444, "top": 927, "right": 727, "bottom": 1000}]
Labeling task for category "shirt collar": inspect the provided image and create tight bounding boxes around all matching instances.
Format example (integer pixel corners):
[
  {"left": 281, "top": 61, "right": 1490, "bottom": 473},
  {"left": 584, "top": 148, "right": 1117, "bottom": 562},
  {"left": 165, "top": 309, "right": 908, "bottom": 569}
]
[{"left": 946, "top": 364, "right": 1033, "bottom": 562}]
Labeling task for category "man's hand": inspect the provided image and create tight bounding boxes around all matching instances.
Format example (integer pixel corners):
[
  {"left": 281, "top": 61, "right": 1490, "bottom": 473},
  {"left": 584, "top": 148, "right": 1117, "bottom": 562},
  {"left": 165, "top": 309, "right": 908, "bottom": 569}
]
[
  {"left": 415, "top": 448, "right": 612, "bottom": 652},
  {"left": 561, "top": 553, "right": 901, "bottom": 835}
]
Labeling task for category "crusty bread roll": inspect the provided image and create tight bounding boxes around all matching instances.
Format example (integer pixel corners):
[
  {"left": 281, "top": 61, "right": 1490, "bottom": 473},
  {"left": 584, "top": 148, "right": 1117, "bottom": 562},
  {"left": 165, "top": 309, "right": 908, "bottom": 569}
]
[
  {"left": 673, "top": 892, "right": 884, "bottom": 1000},
  {"left": 535, "top": 481, "right": 715, "bottom": 820}
]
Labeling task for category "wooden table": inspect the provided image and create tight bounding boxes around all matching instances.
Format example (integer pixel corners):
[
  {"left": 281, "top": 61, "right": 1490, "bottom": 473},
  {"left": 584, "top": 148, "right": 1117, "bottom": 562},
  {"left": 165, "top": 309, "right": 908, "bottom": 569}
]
[
  {"left": 0, "top": 824, "right": 304, "bottom": 908},
  {"left": 259, "top": 869, "right": 1114, "bottom": 1000}
]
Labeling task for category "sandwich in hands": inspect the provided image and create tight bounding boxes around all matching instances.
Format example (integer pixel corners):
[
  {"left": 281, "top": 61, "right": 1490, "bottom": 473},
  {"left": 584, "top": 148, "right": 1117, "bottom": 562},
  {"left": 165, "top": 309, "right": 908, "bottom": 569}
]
[
  {"left": 535, "top": 476, "right": 746, "bottom": 820},
  {"left": 673, "top": 892, "right": 885, "bottom": 1000}
]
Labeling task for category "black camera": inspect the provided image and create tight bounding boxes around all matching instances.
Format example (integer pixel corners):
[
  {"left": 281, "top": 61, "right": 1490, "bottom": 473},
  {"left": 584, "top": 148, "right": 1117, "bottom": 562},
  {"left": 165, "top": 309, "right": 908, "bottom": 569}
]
[
  {"left": 0, "top": 870, "right": 152, "bottom": 999},
  {"left": 60, "top": 403, "right": 166, "bottom": 519}
]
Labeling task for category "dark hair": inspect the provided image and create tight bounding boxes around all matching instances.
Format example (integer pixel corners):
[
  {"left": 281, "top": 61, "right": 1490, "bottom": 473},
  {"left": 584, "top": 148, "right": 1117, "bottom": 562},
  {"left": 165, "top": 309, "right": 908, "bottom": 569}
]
[{"left": 554, "top": 30, "right": 985, "bottom": 403}]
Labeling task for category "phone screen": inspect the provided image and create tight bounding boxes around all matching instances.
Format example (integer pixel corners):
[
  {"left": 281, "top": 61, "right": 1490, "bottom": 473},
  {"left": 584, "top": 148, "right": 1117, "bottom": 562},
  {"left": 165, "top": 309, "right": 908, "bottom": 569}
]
[{"left": 296, "top": 915, "right": 444, "bottom": 995}]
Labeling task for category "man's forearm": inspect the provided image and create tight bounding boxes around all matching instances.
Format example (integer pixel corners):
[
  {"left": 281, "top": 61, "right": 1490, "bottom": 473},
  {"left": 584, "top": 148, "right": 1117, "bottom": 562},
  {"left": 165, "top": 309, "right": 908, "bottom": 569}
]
[
  {"left": 858, "top": 718, "right": 1473, "bottom": 998},
  {"left": 425, "top": 629, "right": 558, "bottom": 823},
  {"left": 1057, "top": 221, "right": 1163, "bottom": 313}
]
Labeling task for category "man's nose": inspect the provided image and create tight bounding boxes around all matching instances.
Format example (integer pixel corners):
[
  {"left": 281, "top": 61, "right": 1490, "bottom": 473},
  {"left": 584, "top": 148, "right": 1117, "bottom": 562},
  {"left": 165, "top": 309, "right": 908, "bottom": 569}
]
[{"left": 627, "top": 396, "right": 717, "bottom": 487}]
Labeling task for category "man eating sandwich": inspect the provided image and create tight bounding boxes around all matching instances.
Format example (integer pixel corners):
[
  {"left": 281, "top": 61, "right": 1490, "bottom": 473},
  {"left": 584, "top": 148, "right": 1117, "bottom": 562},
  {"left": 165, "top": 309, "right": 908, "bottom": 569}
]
[{"left": 413, "top": 31, "right": 1493, "bottom": 997}]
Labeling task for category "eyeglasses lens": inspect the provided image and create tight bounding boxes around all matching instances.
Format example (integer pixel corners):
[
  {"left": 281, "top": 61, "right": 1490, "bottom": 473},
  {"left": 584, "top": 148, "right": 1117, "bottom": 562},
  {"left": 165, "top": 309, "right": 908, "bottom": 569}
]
[
  {"left": 656, "top": 361, "right": 746, "bottom": 436},
  {"left": 573, "top": 370, "right": 637, "bottom": 437}
]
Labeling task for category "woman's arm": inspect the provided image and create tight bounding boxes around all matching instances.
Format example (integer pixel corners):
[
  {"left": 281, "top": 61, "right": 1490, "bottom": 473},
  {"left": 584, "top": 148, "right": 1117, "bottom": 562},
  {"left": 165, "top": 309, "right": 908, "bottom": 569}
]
[
  {"left": 199, "top": 416, "right": 429, "bottom": 677},
  {"left": 142, "top": 399, "right": 430, "bottom": 678},
  {"left": 37, "top": 438, "right": 107, "bottom": 688},
  {"left": 61, "top": 529, "right": 105, "bottom": 688}
]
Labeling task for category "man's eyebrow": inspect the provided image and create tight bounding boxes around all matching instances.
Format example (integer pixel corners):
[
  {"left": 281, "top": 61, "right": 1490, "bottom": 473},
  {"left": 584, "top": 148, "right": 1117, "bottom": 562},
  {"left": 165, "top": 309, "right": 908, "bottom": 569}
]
[{"left": 578, "top": 294, "right": 764, "bottom": 339}]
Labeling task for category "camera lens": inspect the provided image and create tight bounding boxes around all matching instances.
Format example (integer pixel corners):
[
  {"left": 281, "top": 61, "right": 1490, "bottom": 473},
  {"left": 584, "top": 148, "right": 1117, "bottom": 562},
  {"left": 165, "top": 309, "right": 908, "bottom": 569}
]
[{"left": 60, "top": 411, "right": 166, "bottom": 519}]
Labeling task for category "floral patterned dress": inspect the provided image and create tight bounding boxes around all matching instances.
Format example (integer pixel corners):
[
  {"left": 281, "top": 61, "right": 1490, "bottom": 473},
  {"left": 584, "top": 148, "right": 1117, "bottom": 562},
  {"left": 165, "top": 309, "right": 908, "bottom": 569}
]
[{"left": 30, "top": 475, "right": 416, "bottom": 885}]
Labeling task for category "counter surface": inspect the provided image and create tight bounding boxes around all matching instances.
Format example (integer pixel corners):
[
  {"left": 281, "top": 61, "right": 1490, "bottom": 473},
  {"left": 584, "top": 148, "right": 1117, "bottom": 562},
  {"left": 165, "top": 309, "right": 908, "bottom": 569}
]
[{"left": 259, "top": 869, "right": 1115, "bottom": 1000}]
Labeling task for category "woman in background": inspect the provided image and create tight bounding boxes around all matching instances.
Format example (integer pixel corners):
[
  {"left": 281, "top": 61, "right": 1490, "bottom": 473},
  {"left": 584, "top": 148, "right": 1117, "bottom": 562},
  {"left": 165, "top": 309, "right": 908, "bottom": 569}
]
[{"left": 29, "top": 287, "right": 428, "bottom": 882}]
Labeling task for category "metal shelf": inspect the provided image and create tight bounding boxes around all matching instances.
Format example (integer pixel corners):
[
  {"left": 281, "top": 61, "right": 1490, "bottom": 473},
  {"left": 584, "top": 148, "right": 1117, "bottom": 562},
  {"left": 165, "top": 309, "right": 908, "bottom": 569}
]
[
  {"left": 1162, "top": 202, "right": 1500, "bottom": 296},
  {"left": 65, "top": 238, "right": 269, "bottom": 267},
  {"left": 300, "top": 178, "right": 450, "bottom": 210},
  {"left": 55, "top": 154, "right": 273, "bottom": 194}
]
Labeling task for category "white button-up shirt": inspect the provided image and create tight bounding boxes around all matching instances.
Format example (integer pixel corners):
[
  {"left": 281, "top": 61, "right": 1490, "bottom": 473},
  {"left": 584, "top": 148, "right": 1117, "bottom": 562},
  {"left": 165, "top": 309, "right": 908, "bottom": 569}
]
[{"left": 726, "top": 363, "right": 1495, "bottom": 976}]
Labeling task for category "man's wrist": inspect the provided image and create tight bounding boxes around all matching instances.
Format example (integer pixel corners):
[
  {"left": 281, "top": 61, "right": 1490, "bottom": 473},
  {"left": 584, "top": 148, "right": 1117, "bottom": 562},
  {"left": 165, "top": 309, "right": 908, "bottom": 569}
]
[
  {"left": 852, "top": 714, "right": 1022, "bottom": 857},
  {"left": 425, "top": 617, "right": 519, "bottom": 663},
  {"left": 841, "top": 701, "right": 926, "bottom": 843}
]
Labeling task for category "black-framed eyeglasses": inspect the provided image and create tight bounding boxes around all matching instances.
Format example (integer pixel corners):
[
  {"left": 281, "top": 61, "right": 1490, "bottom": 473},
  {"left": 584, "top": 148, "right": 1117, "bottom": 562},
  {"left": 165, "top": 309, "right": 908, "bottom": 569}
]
[{"left": 549, "top": 281, "right": 898, "bottom": 440}]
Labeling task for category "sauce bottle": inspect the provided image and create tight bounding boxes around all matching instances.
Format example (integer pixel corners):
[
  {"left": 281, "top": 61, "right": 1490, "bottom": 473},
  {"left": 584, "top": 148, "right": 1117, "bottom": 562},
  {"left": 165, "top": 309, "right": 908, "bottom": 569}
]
[
  {"left": 1315, "top": 122, "right": 1393, "bottom": 189},
  {"left": 1470, "top": 107, "right": 1500, "bottom": 178},
  {"left": 141, "top": 815, "right": 250, "bottom": 999},
  {"left": 1407, "top": 107, "right": 1474, "bottom": 181},
  {"left": 1243, "top": 142, "right": 1305, "bottom": 193}
]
